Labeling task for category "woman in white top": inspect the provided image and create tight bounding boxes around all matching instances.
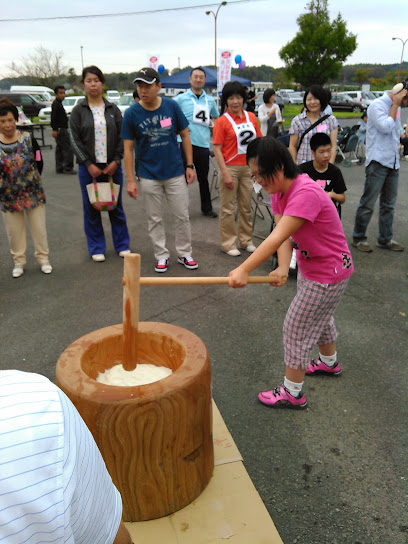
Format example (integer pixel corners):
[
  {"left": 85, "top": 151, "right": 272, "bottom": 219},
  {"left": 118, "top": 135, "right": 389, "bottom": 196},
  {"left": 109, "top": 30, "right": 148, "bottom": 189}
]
[
  {"left": 69, "top": 66, "right": 130, "bottom": 261},
  {"left": 258, "top": 89, "right": 283, "bottom": 137}
]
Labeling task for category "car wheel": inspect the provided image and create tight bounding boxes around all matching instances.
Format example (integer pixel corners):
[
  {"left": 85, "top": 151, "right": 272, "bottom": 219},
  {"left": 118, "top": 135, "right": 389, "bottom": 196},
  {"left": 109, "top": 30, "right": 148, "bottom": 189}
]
[{"left": 352, "top": 106, "right": 361, "bottom": 113}]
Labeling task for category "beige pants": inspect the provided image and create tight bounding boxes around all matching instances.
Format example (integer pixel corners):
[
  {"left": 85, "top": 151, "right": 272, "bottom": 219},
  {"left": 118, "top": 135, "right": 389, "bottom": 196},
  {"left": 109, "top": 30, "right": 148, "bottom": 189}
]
[
  {"left": 218, "top": 165, "right": 253, "bottom": 252},
  {"left": 2, "top": 204, "right": 50, "bottom": 268}
]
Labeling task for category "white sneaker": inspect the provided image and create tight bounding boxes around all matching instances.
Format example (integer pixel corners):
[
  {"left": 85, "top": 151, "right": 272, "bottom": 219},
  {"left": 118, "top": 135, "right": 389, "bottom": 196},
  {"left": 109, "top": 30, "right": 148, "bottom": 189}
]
[
  {"left": 226, "top": 248, "right": 241, "bottom": 257},
  {"left": 245, "top": 243, "right": 257, "bottom": 253},
  {"left": 289, "top": 249, "right": 297, "bottom": 270},
  {"left": 12, "top": 267, "right": 24, "bottom": 278},
  {"left": 92, "top": 254, "right": 105, "bottom": 262},
  {"left": 41, "top": 264, "right": 53, "bottom": 274},
  {"left": 119, "top": 250, "right": 131, "bottom": 257}
]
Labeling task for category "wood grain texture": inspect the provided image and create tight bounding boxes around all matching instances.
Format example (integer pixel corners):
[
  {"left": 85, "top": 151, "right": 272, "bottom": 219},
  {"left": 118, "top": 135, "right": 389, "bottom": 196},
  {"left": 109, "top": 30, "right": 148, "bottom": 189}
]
[
  {"left": 122, "top": 253, "right": 140, "bottom": 371},
  {"left": 56, "top": 322, "right": 214, "bottom": 521}
]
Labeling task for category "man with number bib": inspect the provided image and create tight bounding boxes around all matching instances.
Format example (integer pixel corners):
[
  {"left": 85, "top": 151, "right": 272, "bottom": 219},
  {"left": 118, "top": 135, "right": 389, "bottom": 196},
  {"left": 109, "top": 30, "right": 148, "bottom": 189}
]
[
  {"left": 174, "top": 67, "right": 219, "bottom": 218},
  {"left": 213, "top": 81, "right": 262, "bottom": 256}
]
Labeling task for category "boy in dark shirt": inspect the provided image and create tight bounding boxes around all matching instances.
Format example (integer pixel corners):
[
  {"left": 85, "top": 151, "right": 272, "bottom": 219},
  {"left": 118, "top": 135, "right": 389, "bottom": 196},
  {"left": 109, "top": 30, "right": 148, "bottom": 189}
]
[{"left": 300, "top": 133, "right": 346, "bottom": 217}]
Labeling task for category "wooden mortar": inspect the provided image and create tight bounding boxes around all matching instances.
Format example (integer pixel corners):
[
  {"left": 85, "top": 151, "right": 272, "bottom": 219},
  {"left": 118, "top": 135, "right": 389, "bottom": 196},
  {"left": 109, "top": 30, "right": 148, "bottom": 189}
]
[{"left": 56, "top": 252, "right": 213, "bottom": 521}]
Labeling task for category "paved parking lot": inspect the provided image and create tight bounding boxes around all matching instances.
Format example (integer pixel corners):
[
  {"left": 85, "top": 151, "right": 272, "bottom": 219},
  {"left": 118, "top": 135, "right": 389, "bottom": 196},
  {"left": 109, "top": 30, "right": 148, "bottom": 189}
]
[{"left": 1, "top": 124, "right": 407, "bottom": 544}]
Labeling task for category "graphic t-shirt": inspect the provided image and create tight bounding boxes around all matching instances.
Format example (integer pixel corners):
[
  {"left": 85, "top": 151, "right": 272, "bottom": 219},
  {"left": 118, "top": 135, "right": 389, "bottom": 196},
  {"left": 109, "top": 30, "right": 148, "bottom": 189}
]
[
  {"left": 121, "top": 97, "right": 188, "bottom": 180},
  {"left": 299, "top": 161, "right": 347, "bottom": 213},
  {"left": 271, "top": 174, "right": 353, "bottom": 284}
]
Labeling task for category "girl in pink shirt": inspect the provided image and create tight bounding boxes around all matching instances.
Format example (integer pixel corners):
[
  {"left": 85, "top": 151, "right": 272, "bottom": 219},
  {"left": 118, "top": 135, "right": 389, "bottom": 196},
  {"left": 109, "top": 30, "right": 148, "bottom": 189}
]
[{"left": 229, "top": 137, "right": 353, "bottom": 409}]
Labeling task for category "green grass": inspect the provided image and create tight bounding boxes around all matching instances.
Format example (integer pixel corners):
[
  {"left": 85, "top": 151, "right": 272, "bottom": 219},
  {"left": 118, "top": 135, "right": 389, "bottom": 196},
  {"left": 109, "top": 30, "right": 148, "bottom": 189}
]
[{"left": 281, "top": 105, "right": 362, "bottom": 127}]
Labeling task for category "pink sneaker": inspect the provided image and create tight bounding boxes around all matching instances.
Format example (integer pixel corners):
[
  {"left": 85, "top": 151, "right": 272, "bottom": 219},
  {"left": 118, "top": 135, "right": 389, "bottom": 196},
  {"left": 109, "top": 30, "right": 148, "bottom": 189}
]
[
  {"left": 258, "top": 385, "right": 307, "bottom": 410},
  {"left": 306, "top": 358, "right": 342, "bottom": 376}
]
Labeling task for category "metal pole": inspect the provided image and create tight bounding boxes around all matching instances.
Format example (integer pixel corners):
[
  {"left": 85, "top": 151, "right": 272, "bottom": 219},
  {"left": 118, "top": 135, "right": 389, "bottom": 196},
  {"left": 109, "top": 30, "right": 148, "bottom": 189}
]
[
  {"left": 392, "top": 37, "right": 408, "bottom": 80},
  {"left": 80, "top": 46, "right": 84, "bottom": 70}
]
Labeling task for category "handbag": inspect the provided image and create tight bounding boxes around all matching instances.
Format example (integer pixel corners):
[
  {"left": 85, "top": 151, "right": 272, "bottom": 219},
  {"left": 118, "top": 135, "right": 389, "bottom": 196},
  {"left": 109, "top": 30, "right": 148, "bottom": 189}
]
[{"left": 86, "top": 176, "right": 119, "bottom": 211}]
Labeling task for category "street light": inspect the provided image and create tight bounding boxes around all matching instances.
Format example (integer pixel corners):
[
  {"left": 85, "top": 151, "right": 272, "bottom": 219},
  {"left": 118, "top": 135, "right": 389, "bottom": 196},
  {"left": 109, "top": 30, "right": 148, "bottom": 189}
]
[
  {"left": 206, "top": 2, "right": 227, "bottom": 72},
  {"left": 392, "top": 36, "right": 408, "bottom": 80}
]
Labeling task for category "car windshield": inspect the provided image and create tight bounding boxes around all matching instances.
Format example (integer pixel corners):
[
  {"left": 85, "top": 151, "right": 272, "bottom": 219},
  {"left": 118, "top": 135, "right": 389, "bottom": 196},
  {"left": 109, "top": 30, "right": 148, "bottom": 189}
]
[
  {"left": 63, "top": 98, "right": 78, "bottom": 106},
  {"left": 363, "top": 92, "right": 376, "bottom": 100},
  {"left": 118, "top": 95, "right": 134, "bottom": 106},
  {"left": 291, "top": 92, "right": 302, "bottom": 99},
  {"left": 108, "top": 91, "right": 120, "bottom": 97}
]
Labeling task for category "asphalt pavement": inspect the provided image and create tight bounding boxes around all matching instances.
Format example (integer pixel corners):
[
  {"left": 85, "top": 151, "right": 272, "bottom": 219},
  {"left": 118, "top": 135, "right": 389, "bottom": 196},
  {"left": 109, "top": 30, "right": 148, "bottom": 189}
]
[{"left": 0, "top": 124, "right": 407, "bottom": 544}]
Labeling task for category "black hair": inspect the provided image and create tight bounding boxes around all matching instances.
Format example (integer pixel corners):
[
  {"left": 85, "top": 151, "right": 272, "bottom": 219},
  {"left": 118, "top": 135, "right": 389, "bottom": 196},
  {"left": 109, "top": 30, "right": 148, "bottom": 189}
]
[
  {"left": 133, "top": 89, "right": 139, "bottom": 100},
  {"left": 303, "top": 85, "right": 328, "bottom": 111},
  {"left": 190, "top": 66, "right": 206, "bottom": 77},
  {"left": 263, "top": 89, "right": 276, "bottom": 104},
  {"left": 220, "top": 81, "right": 247, "bottom": 114},
  {"left": 0, "top": 98, "right": 19, "bottom": 121},
  {"left": 81, "top": 65, "right": 106, "bottom": 84},
  {"left": 247, "top": 137, "right": 300, "bottom": 180},
  {"left": 310, "top": 132, "right": 331, "bottom": 151},
  {"left": 54, "top": 85, "right": 65, "bottom": 94}
]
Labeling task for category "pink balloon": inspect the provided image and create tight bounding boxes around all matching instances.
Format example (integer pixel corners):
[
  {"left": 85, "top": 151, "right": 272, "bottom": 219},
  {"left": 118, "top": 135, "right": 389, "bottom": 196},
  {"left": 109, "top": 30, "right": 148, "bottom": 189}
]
[{"left": 239, "top": 60, "right": 246, "bottom": 70}]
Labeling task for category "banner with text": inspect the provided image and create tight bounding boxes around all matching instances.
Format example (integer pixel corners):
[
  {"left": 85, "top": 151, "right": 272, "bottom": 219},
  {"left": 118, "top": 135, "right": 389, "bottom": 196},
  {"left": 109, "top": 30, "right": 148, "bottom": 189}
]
[
  {"left": 217, "top": 49, "right": 233, "bottom": 94},
  {"left": 148, "top": 55, "right": 160, "bottom": 71}
]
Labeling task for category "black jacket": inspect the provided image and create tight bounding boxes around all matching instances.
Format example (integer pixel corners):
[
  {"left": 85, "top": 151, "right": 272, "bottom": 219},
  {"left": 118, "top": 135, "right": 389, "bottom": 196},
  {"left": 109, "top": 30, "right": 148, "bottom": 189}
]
[
  {"left": 51, "top": 98, "right": 68, "bottom": 130},
  {"left": 69, "top": 97, "right": 123, "bottom": 168}
]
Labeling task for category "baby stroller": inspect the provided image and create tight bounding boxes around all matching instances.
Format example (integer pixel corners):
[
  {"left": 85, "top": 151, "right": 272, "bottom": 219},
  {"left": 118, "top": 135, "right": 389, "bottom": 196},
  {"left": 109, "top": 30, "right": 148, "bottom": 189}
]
[{"left": 335, "top": 125, "right": 361, "bottom": 167}]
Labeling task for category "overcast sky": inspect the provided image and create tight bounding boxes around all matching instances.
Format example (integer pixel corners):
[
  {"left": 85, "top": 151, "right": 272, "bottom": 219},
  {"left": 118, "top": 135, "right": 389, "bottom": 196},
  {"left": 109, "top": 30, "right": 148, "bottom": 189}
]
[{"left": 1, "top": 0, "right": 407, "bottom": 80}]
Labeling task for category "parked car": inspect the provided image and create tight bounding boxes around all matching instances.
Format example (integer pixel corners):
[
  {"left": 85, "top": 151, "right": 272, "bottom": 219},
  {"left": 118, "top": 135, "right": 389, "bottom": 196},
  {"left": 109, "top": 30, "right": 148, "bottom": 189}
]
[
  {"left": 371, "top": 91, "right": 387, "bottom": 99},
  {"left": 117, "top": 93, "right": 135, "bottom": 115},
  {"left": 38, "top": 96, "right": 84, "bottom": 123},
  {"left": 287, "top": 92, "right": 303, "bottom": 105},
  {"left": 254, "top": 91, "right": 284, "bottom": 115},
  {"left": 338, "top": 90, "right": 376, "bottom": 109},
  {"left": 106, "top": 90, "right": 121, "bottom": 104},
  {"left": 276, "top": 89, "right": 295, "bottom": 105},
  {"left": 330, "top": 93, "right": 365, "bottom": 112},
  {"left": 0, "top": 91, "right": 48, "bottom": 118}
]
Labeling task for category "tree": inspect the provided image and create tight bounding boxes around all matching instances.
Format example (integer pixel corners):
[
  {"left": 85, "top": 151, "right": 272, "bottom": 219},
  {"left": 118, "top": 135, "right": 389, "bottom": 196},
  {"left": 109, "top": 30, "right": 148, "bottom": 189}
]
[
  {"left": 279, "top": 0, "right": 357, "bottom": 88},
  {"left": 8, "top": 45, "right": 69, "bottom": 88},
  {"left": 353, "top": 68, "right": 369, "bottom": 85}
]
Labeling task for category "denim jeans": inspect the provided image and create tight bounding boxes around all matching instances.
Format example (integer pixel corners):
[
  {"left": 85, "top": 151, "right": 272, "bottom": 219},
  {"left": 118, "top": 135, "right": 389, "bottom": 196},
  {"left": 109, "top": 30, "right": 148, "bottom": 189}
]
[
  {"left": 78, "top": 165, "right": 130, "bottom": 256},
  {"left": 353, "top": 161, "right": 399, "bottom": 244}
]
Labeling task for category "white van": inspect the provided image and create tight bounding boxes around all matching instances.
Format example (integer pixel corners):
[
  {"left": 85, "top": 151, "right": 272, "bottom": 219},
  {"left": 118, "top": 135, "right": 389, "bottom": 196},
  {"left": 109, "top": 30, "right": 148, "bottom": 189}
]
[
  {"left": 10, "top": 86, "right": 54, "bottom": 102},
  {"left": 106, "top": 90, "right": 120, "bottom": 104},
  {"left": 338, "top": 90, "right": 376, "bottom": 108}
]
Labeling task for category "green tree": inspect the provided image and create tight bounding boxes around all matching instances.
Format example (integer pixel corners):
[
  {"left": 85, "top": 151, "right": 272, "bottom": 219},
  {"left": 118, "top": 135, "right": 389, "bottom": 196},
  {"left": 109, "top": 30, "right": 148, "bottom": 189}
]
[
  {"left": 353, "top": 68, "right": 369, "bottom": 85},
  {"left": 279, "top": 0, "right": 357, "bottom": 88}
]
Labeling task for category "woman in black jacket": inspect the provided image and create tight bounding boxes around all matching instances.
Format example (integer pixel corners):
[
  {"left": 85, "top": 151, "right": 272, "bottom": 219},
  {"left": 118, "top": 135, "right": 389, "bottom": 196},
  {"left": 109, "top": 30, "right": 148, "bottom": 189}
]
[{"left": 69, "top": 65, "right": 130, "bottom": 262}]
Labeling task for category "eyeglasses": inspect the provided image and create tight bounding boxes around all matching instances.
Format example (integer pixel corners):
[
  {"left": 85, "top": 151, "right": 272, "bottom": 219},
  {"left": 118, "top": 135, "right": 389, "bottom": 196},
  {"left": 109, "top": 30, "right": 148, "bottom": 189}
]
[{"left": 251, "top": 172, "right": 265, "bottom": 182}]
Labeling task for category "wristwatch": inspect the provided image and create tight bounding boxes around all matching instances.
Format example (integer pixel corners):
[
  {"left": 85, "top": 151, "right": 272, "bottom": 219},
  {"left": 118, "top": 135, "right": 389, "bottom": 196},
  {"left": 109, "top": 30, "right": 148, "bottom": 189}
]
[{"left": 186, "top": 164, "right": 195, "bottom": 169}]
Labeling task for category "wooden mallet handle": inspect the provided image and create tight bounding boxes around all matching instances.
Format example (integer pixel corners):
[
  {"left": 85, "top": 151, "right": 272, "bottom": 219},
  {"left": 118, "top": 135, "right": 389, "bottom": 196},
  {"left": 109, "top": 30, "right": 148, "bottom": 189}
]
[{"left": 139, "top": 276, "right": 286, "bottom": 286}]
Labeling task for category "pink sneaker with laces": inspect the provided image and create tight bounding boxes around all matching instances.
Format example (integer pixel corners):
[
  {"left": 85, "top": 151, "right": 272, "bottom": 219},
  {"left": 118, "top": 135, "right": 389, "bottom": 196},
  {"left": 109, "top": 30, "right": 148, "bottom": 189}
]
[
  {"left": 258, "top": 385, "right": 307, "bottom": 410},
  {"left": 306, "top": 358, "right": 342, "bottom": 376}
]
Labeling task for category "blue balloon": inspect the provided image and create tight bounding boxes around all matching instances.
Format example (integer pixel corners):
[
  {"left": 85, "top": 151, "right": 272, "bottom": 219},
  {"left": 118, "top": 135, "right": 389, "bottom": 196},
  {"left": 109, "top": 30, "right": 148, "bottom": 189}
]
[
  {"left": 158, "top": 64, "right": 165, "bottom": 74},
  {"left": 235, "top": 55, "right": 242, "bottom": 65}
]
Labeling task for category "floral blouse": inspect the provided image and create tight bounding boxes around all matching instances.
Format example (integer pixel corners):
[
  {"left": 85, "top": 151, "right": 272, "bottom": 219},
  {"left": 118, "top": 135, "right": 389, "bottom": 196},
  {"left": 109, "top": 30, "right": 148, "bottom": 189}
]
[{"left": 0, "top": 132, "right": 46, "bottom": 213}]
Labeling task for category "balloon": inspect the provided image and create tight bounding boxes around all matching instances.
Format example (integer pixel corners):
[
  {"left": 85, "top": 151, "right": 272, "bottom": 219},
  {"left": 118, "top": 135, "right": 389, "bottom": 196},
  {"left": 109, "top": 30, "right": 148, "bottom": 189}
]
[
  {"left": 239, "top": 60, "right": 246, "bottom": 70},
  {"left": 235, "top": 54, "right": 242, "bottom": 65},
  {"left": 158, "top": 64, "right": 165, "bottom": 74}
]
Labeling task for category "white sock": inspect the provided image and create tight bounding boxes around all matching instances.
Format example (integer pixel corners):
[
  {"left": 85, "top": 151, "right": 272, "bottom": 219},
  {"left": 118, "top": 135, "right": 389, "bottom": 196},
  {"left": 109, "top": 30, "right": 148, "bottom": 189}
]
[
  {"left": 319, "top": 351, "right": 337, "bottom": 367},
  {"left": 284, "top": 377, "right": 304, "bottom": 397}
]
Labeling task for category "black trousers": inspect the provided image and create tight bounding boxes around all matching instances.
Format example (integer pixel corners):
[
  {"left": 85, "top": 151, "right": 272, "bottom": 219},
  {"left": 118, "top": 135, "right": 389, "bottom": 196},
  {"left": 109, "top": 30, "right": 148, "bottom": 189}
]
[
  {"left": 55, "top": 128, "right": 74, "bottom": 172},
  {"left": 180, "top": 144, "right": 212, "bottom": 213}
]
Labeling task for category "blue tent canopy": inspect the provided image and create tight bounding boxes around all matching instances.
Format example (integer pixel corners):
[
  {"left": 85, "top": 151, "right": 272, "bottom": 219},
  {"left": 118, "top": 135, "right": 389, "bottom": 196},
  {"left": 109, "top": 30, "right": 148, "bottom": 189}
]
[{"left": 160, "top": 66, "right": 251, "bottom": 89}]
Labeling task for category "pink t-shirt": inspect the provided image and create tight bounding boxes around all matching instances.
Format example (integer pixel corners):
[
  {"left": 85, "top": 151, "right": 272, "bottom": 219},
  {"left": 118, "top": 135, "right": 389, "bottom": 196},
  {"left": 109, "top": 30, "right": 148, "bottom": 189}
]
[{"left": 271, "top": 174, "right": 353, "bottom": 283}]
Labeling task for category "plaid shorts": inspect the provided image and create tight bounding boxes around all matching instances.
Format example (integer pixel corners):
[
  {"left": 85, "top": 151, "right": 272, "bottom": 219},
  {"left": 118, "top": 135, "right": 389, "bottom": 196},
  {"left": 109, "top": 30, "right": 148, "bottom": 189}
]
[{"left": 283, "top": 272, "right": 349, "bottom": 370}]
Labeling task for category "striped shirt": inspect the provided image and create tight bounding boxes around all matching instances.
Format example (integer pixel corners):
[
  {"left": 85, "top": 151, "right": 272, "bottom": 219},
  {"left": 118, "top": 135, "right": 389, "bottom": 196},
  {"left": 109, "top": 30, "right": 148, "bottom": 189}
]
[{"left": 0, "top": 370, "right": 122, "bottom": 544}]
